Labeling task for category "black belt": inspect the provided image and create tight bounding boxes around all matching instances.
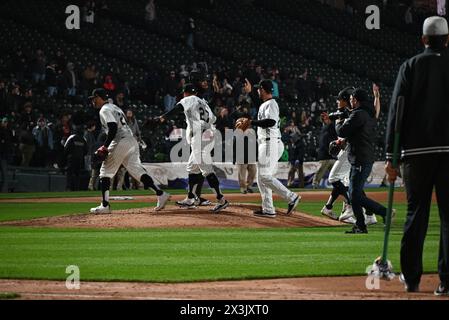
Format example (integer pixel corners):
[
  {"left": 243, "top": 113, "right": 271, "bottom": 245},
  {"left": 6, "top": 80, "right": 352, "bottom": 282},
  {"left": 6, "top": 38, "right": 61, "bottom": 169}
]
[{"left": 265, "top": 137, "right": 280, "bottom": 141}]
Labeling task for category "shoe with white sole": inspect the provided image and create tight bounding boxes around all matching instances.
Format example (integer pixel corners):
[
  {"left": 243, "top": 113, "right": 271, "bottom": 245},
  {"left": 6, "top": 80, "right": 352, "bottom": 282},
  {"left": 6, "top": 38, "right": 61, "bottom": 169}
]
[
  {"left": 321, "top": 206, "right": 338, "bottom": 220},
  {"left": 364, "top": 213, "right": 378, "bottom": 226},
  {"left": 90, "top": 204, "right": 111, "bottom": 214},
  {"left": 339, "top": 204, "right": 354, "bottom": 221},
  {"left": 211, "top": 198, "right": 229, "bottom": 213},
  {"left": 341, "top": 216, "right": 356, "bottom": 224},
  {"left": 155, "top": 192, "right": 170, "bottom": 211},
  {"left": 286, "top": 194, "right": 301, "bottom": 215},
  {"left": 195, "top": 197, "right": 212, "bottom": 206},
  {"left": 176, "top": 197, "right": 196, "bottom": 208}
]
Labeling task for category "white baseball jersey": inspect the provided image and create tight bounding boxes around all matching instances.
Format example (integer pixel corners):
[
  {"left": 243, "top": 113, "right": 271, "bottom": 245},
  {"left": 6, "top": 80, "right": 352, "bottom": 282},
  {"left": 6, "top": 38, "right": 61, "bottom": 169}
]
[
  {"left": 98, "top": 103, "right": 146, "bottom": 180},
  {"left": 99, "top": 103, "right": 133, "bottom": 141},
  {"left": 179, "top": 95, "right": 217, "bottom": 138},
  {"left": 257, "top": 99, "right": 281, "bottom": 140},
  {"left": 179, "top": 95, "right": 216, "bottom": 176}
]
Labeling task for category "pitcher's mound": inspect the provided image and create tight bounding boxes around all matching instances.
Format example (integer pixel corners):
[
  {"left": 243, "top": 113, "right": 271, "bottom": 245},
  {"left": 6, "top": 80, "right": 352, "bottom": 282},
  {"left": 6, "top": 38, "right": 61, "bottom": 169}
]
[{"left": 2, "top": 203, "right": 344, "bottom": 229}]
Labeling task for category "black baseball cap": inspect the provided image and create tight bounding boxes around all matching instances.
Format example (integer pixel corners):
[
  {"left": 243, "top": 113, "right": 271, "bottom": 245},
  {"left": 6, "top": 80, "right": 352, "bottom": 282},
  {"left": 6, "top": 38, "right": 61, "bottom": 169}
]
[
  {"left": 351, "top": 88, "right": 369, "bottom": 102},
  {"left": 254, "top": 79, "right": 274, "bottom": 93},
  {"left": 88, "top": 88, "right": 109, "bottom": 100},
  {"left": 182, "top": 83, "right": 197, "bottom": 94},
  {"left": 336, "top": 86, "right": 355, "bottom": 102}
]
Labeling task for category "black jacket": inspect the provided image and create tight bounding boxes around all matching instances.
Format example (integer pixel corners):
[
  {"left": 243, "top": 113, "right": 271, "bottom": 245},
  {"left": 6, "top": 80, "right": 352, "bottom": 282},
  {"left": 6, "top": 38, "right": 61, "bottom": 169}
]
[
  {"left": 335, "top": 102, "right": 376, "bottom": 165},
  {"left": 63, "top": 133, "right": 88, "bottom": 169},
  {"left": 386, "top": 47, "right": 449, "bottom": 160},
  {"left": 317, "top": 123, "right": 337, "bottom": 160}
]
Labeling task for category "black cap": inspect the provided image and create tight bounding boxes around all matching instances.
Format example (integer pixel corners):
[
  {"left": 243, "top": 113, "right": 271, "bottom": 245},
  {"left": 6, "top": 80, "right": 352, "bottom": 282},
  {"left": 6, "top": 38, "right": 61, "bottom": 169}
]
[
  {"left": 88, "top": 88, "right": 109, "bottom": 100},
  {"left": 182, "top": 83, "right": 197, "bottom": 94},
  {"left": 254, "top": 79, "right": 274, "bottom": 93},
  {"left": 336, "top": 86, "right": 354, "bottom": 102},
  {"left": 351, "top": 88, "right": 369, "bottom": 102}
]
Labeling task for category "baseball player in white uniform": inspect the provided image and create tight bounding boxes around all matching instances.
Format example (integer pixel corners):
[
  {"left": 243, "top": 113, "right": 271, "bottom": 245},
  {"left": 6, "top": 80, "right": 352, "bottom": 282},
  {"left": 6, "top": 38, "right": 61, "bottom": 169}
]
[
  {"left": 244, "top": 80, "right": 301, "bottom": 218},
  {"left": 160, "top": 83, "right": 229, "bottom": 213},
  {"left": 89, "top": 88, "right": 170, "bottom": 214},
  {"left": 320, "top": 85, "right": 381, "bottom": 226}
]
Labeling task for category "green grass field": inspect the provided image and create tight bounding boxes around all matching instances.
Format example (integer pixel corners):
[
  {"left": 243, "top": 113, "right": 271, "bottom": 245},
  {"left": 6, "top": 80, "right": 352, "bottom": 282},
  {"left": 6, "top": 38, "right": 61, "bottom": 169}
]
[{"left": 0, "top": 190, "right": 441, "bottom": 283}]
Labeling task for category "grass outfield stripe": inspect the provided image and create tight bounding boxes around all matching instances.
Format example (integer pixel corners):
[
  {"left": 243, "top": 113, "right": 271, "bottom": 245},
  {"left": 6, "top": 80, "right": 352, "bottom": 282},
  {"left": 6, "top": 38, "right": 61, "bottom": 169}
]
[{"left": 0, "top": 226, "right": 439, "bottom": 282}]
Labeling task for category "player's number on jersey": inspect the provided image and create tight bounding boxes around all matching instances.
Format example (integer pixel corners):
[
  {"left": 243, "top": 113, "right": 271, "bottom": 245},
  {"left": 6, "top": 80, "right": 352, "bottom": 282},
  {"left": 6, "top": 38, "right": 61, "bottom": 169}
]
[
  {"left": 199, "top": 106, "right": 210, "bottom": 122},
  {"left": 118, "top": 112, "right": 127, "bottom": 126}
]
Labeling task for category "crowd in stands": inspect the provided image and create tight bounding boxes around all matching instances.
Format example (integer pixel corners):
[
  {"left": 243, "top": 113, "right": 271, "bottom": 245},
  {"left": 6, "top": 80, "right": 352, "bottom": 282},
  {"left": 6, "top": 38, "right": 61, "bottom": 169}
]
[{"left": 1, "top": 0, "right": 439, "bottom": 191}]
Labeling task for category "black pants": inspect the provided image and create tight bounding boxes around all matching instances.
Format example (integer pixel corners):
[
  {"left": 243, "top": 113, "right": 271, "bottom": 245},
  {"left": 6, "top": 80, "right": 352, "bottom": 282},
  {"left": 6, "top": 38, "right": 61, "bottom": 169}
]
[{"left": 401, "top": 154, "right": 449, "bottom": 287}]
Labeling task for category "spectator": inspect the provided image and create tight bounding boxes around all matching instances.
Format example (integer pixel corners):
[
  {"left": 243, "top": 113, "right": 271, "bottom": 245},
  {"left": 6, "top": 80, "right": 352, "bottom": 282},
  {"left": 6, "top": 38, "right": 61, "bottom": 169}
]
[
  {"left": 32, "top": 117, "right": 54, "bottom": 167},
  {"left": 6, "top": 84, "right": 23, "bottom": 113},
  {"left": 87, "top": 129, "right": 105, "bottom": 191},
  {"left": 270, "top": 74, "right": 280, "bottom": 99},
  {"left": 215, "top": 107, "right": 233, "bottom": 138},
  {"left": 62, "top": 62, "right": 78, "bottom": 97},
  {"left": 126, "top": 109, "right": 141, "bottom": 141},
  {"left": 299, "top": 110, "right": 312, "bottom": 132},
  {"left": 185, "top": 17, "right": 196, "bottom": 49},
  {"left": 115, "top": 92, "right": 128, "bottom": 110},
  {"left": 179, "top": 65, "right": 189, "bottom": 78},
  {"left": 18, "top": 102, "right": 36, "bottom": 166},
  {"left": 31, "top": 49, "right": 47, "bottom": 84},
  {"left": 103, "top": 74, "right": 116, "bottom": 94},
  {"left": 0, "top": 118, "right": 13, "bottom": 192},
  {"left": 162, "top": 70, "right": 178, "bottom": 111},
  {"left": 283, "top": 120, "right": 301, "bottom": 137},
  {"left": 54, "top": 114, "right": 72, "bottom": 167},
  {"left": 297, "top": 69, "right": 312, "bottom": 102},
  {"left": 63, "top": 124, "right": 88, "bottom": 191},
  {"left": 12, "top": 49, "right": 27, "bottom": 83},
  {"left": 235, "top": 127, "right": 257, "bottom": 194},
  {"left": 52, "top": 50, "right": 66, "bottom": 74},
  {"left": 81, "top": 64, "right": 99, "bottom": 95},
  {"left": 125, "top": 109, "right": 142, "bottom": 189},
  {"left": 144, "top": 0, "right": 156, "bottom": 23},
  {"left": 314, "top": 76, "right": 330, "bottom": 101},
  {"left": 312, "top": 112, "right": 337, "bottom": 188},
  {"left": 287, "top": 133, "right": 305, "bottom": 188},
  {"left": 45, "top": 62, "right": 58, "bottom": 97}
]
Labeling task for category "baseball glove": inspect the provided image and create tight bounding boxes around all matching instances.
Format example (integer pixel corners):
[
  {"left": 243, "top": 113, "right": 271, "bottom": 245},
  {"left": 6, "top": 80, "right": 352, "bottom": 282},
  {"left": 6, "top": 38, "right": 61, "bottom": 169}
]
[
  {"left": 94, "top": 145, "right": 109, "bottom": 162},
  {"left": 235, "top": 117, "right": 251, "bottom": 131},
  {"left": 328, "top": 140, "right": 342, "bottom": 158}
]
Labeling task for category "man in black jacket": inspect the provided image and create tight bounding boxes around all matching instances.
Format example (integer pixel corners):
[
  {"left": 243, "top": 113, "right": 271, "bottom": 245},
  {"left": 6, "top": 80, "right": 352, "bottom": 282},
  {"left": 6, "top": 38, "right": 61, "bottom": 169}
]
[
  {"left": 63, "top": 125, "right": 88, "bottom": 191},
  {"left": 312, "top": 114, "right": 337, "bottom": 189},
  {"left": 335, "top": 88, "right": 387, "bottom": 234},
  {"left": 385, "top": 16, "right": 449, "bottom": 296}
]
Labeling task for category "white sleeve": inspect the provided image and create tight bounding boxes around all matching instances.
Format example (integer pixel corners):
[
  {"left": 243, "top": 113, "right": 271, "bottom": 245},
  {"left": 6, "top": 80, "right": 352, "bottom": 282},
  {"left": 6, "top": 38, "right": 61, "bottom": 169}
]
[{"left": 100, "top": 108, "right": 116, "bottom": 124}]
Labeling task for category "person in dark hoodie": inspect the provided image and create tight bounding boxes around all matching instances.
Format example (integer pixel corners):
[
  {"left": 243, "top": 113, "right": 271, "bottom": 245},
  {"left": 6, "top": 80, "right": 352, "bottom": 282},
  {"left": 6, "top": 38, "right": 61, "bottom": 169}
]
[
  {"left": 63, "top": 124, "right": 88, "bottom": 191},
  {"left": 335, "top": 88, "right": 387, "bottom": 234}
]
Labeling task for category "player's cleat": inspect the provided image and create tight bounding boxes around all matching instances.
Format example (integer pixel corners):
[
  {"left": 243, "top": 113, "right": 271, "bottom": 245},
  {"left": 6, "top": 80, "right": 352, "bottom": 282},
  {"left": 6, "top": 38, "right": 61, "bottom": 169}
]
[
  {"left": 176, "top": 197, "right": 196, "bottom": 207},
  {"left": 211, "top": 198, "right": 229, "bottom": 213},
  {"left": 434, "top": 283, "right": 449, "bottom": 296},
  {"left": 400, "top": 273, "right": 420, "bottom": 293},
  {"left": 253, "top": 210, "right": 276, "bottom": 218},
  {"left": 154, "top": 192, "right": 170, "bottom": 211},
  {"left": 246, "top": 187, "right": 254, "bottom": 193},
  {"left": 342, "top": 216, "right": 357, "bottom": 224},
  {"left": 90, "top": 204, "right": 111, "bottom": 214},
  {"left": 195, "top": 197, "right": 212, "bottom": 206},
  {"left": 364, "top": 213, "right": 378, "bottom": 226},
  {"left": 286, "top": 195, "right": 301, "bottom": 215},
  {"left": 345, "top": 225, "right": 368, "bottom": 234},
  {"left": 339, "top": 205, "right": 354, "bottom": 222},
  {"left": 240, "top": 189, "right": 248, "bottom": 194},
  {"left": 321, "top": 206, "right": 338, "bottom": 220}
]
